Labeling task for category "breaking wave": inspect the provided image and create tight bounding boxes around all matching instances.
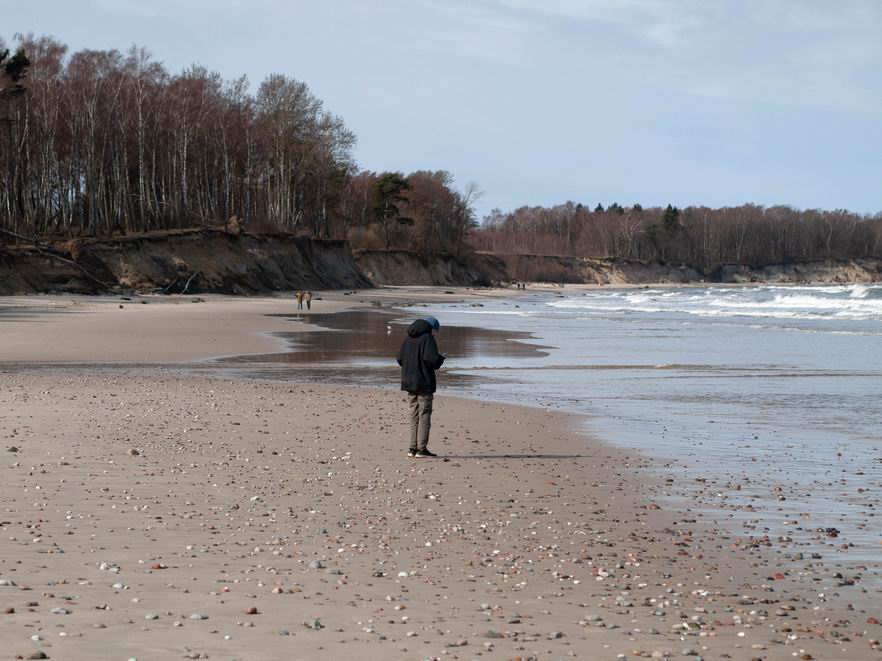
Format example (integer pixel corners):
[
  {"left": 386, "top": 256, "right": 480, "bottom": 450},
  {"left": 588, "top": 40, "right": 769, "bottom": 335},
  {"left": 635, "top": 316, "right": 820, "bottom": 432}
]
[{"left": 547, "top": 284, "right": 882, "bottom": 321}]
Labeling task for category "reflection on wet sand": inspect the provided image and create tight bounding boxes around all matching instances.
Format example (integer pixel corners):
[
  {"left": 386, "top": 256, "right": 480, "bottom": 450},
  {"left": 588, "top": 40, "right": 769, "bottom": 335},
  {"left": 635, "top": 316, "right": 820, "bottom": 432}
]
[{"left": 224, "top": 309, "right": 546, "bottom": 367}]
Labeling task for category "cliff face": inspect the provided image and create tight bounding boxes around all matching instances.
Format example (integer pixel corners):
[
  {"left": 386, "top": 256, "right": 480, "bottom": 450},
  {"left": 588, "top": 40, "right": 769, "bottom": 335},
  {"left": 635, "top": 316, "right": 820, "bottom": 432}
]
[
  {"left": 498, "top": 253, "right": 882, "bottom": 285},
  {"left": 498, "top": 254, "right": 705, "bottom": 284},
  {"left": 1, "top": 230, "right": 879, "bottom": 295},
  {"left": 708, "top": 258, "right": 882, "bottom": 284},
  {"left": 0, "top": 230, "right": 372, "bottom": 295},
  {"left": 354, "top": 250, "right": 509, "bottom": 287}
]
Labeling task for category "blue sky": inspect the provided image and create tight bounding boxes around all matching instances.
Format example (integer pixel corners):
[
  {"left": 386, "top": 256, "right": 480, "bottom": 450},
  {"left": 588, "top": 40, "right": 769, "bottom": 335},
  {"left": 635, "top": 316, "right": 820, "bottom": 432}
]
[{"left": 7, "top": 0, "right": 882, "bottom": 217}]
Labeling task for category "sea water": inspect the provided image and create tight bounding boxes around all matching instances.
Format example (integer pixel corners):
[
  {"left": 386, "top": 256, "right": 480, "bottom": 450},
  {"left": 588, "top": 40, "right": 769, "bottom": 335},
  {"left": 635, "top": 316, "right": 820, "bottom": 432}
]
[
  {"left": 423, "top": 284, "right": 882, "bottom": 443},
  {"left": 411, "top": 284, "right": 882, "bottom": 567}
]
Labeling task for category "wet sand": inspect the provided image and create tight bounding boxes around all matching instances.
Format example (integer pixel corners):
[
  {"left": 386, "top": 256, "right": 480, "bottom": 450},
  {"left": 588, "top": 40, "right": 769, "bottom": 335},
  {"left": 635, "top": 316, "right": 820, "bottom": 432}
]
[
  {"left": 226, "top": 309, "right": 544, "bottom": 366},
  {"left": 1, "top": 294, "right": 881, "bottom": 660}
]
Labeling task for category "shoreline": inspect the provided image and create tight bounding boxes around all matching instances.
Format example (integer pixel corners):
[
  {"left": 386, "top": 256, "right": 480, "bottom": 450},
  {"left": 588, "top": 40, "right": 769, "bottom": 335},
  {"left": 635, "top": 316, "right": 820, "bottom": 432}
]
[{"left": 1, "top": 291, "right": 881, "bottom": 659}]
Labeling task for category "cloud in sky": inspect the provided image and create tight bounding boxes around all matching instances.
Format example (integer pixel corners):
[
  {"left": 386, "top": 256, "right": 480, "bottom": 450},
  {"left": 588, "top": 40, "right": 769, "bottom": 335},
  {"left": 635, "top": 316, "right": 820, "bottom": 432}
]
[{"left": 8, "top": 0, "right": 882, "bottom": 214}]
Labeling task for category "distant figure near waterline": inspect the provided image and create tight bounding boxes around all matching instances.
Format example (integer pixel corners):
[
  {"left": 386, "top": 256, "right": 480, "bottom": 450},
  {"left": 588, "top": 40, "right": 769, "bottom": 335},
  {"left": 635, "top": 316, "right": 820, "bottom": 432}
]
[
  {"left": 305, "top": 291, "right": 313, "bottom": 310},
  {"left": 296, "top": 291, "right": 304, "bottom": 310},
  {"left": 396, "top": 317, "right": 445, "bottom": 458}
]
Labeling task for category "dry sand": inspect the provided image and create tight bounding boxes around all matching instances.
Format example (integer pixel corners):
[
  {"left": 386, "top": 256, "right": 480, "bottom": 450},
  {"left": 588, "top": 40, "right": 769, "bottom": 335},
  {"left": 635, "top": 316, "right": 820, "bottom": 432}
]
[{"left": 1, "top": 294, "right": 880, "bottom": 660}]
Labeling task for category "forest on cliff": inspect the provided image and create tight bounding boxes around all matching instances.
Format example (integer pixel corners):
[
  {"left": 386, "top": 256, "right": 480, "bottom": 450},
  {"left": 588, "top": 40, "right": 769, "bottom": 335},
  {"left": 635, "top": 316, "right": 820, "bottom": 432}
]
[{"left": 2, "top": 33, "right": 880, "bottom": 267}]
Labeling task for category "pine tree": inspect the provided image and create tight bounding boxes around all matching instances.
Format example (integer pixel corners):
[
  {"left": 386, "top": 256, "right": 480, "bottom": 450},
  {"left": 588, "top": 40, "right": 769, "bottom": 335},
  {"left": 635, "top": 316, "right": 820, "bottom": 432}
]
[
  {"left": 661, "top": 204, "right": 680, "bottom": 236},
  {"left": 0, "top": 47, "right": 30, "bottom": 98},
  {"left": 373, "top": 172, "right": 410, "bottom": 249}
]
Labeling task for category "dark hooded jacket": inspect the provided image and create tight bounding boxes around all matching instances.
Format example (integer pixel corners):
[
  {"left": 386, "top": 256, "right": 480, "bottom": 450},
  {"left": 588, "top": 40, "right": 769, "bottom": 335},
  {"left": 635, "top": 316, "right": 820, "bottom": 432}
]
[{"left": 397, "top": 319, "right": 445, "bottom": 393}]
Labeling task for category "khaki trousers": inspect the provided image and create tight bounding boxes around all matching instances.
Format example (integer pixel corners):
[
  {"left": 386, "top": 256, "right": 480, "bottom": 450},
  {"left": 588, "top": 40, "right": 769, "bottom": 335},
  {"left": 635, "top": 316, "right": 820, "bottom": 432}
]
[{"left": 408, "top": 392, "right": 433, "bottom": 451}]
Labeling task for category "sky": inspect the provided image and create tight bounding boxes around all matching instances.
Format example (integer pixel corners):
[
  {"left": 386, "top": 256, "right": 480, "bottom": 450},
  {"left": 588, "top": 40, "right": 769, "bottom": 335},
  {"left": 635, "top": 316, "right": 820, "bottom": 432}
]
[{"left": 6, "top": 0, "right": 882, "bottom": 217}]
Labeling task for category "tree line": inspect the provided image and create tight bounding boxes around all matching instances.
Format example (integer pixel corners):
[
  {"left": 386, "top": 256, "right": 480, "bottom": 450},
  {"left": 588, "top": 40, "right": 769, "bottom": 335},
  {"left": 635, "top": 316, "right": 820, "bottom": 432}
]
[
  {"left": 2, "top": 34, "right": 880, "bottom": 267},
  {"left": 473, "top": 202, "right": 882, "bottom": 266},
  {"left": 0, "top": 34, "right": 478, "bottom": 254}
]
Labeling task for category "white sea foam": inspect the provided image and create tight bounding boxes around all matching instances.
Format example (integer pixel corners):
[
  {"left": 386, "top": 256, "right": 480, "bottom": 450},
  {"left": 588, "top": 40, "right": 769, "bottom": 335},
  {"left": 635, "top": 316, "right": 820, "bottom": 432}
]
[
  {"left": 546, "top": 284, "right": 882, "bottom": 321},
  {"left": 849, "top": 284, "right": 870, "bottom": 298}
]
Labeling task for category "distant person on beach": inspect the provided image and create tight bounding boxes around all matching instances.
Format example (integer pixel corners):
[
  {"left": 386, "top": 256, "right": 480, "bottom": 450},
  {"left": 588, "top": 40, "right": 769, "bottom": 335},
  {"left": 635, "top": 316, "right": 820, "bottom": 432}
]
[
  {"left": 296, "top": 291, "right": 304, "bottom": 309},
  {"left": 305, "top": 291, "right": 312, "bottom": 310},
  {"left": 397, "top": 317, "right": 445, "bottom": 458}
]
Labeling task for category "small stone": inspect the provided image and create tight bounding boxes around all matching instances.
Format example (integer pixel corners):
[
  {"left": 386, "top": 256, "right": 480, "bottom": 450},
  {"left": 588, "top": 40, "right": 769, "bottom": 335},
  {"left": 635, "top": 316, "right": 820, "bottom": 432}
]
[
  {"left": 548, "top": 631, "right": 564, "bottom": 639},
  {"left": 145, "top": 613, "right": 159, "bottom": 620},
  {"left": 128, "top": 448, "right": 140, "bottom": 456},
  {"left": 484, "top": 630, "right": 504, "bottom": 639},
  {"left": 190, "top": 613, "right": 208, "bottom": 620},
  {"left": 245, "top": 606, "right": 258, "bottom": 615},
  {"left": 27, "top": 653, "right": 49, "bottom": 660},
  {"left": 308, "top": 559, "right": 323, "bottom": 570}
]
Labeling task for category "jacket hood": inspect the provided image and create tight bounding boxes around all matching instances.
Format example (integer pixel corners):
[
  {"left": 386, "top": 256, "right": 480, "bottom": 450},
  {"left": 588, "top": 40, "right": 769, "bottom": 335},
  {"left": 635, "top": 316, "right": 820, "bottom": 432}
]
[{"left": 407, "top": 319, "right": 432, "bottom": 337}]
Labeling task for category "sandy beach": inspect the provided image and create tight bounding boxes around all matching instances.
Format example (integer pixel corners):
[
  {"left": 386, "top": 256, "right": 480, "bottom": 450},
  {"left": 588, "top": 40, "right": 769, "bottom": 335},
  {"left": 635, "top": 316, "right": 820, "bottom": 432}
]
[
  {"left": 0, "top": 287, "right": 519, "bottom": 364},
  {"left": 1, "top": 293, "right": 880, "bottom": 661}
]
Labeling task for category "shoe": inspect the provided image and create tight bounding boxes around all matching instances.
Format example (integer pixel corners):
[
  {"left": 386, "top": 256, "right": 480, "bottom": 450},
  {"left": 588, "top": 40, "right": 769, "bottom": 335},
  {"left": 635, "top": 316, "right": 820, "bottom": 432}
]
[
  {"left": 415, "top": 449, "right": 438, "bottom": 458},
  {"left": 407, "top": 450, "right": 417, "bottom": 458}
]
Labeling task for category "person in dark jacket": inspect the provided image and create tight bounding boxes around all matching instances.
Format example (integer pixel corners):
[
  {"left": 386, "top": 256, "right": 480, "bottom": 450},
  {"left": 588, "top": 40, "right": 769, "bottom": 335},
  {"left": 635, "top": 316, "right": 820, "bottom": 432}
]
[{"left": 396, "top": 317, "right": 445, "bottom": 457}]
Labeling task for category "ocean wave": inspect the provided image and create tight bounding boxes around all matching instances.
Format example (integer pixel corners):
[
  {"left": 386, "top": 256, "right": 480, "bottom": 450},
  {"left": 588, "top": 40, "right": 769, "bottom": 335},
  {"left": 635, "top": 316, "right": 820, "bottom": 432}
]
[
  {"left": 546, "top": 284, "right": 882, "bottom": 321},
  {"left": 849, "top": 284, "right": 870, "bottom": 298}
]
